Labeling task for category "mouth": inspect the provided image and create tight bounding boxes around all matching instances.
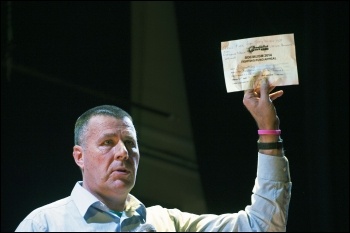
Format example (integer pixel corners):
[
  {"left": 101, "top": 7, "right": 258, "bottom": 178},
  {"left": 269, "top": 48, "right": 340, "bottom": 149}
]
[{"left": 112, "top": 167, "right": 130, "bottom": 175}]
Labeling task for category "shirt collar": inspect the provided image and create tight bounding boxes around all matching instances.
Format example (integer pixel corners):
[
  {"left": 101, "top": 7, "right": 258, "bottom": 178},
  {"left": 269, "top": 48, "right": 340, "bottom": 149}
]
[
  {"left": 124, "top": 193, "right": 147, "bottom": 223},
  {"left": 71, "top": 181, "right": 147, "bottom": 222},
  {"left": 71, "top": 181, "right": 100, "bottom": 218}
]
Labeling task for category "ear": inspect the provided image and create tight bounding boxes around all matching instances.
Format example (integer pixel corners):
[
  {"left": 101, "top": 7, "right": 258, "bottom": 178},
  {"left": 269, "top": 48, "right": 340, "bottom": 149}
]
[{"left": 73, "top": 145, "right": 84, "bottom": 170}]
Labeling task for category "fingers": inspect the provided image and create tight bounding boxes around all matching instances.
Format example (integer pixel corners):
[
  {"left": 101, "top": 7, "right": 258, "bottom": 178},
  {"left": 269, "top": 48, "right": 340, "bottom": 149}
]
[
  {"left": 258, "top": 78, "right": 270, "bottom": 101},
  {"left": 244, "top": 87, "right": 255, "bottom": 99},
  {"left": 251, "top": 82, "right": 283, "bottom": 101},
  {"left": 245, "top": 76, "right": 284, "bottom": 101},
  {"left": 270, "top": 90, "right": 284, "bottom": 100}
]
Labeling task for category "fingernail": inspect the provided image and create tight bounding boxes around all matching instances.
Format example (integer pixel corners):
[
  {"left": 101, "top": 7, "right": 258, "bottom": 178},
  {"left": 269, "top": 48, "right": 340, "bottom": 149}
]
[{"left": 262, "top": 78, "right": 267, "bottom": 85}]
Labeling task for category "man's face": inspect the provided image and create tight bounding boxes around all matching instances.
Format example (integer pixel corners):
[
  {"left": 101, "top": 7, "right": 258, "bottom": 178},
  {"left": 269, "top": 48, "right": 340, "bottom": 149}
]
[{"left": 75, "top": 115, "right": 140, "bottom": 198}]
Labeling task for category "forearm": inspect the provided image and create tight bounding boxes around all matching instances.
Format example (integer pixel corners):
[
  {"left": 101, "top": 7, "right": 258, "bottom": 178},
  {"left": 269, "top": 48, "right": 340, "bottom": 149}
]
[
  {"left": 249, "top": 153, "right": 292, "bottom": 231},
  {"left": 258, "top": 134, "right": 283, "bottom": 157}
]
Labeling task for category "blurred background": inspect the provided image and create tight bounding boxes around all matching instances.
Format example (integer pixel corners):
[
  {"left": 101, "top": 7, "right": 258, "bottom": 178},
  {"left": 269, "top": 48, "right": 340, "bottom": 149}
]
[{"left": 1, "top": 1, "right": 348, "bottom": 232}]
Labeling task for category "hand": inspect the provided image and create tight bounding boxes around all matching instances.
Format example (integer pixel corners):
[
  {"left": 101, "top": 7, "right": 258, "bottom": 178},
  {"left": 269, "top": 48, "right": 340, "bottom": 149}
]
[{"left": 243, "top": 77, "right": 283, "bottom": 130}]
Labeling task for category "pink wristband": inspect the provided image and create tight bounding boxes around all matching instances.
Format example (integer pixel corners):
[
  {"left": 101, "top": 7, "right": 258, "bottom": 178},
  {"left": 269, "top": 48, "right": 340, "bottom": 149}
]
[{"left": 258, "top": 129, "right": 281, "bottom": 135}]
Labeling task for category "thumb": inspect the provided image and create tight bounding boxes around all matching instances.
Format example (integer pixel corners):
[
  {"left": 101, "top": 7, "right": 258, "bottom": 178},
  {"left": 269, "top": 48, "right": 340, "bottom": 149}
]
[{"left": 259, "top": 77, "right": 270, "bottom": 100}]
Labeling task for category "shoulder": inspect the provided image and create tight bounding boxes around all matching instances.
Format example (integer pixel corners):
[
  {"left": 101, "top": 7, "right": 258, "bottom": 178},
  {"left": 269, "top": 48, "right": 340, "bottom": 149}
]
[
  {"left": 146, "top": 205, "right": 197, "bottom": 221},
  {"left": 28, "top": 196, "right": 73, "bottom": 216},
  {"left": 146, "top": 205, "right": 173, "bottom": 214},
  {"left": 15, "top": 196, "right": 74, "bottom": 232}
]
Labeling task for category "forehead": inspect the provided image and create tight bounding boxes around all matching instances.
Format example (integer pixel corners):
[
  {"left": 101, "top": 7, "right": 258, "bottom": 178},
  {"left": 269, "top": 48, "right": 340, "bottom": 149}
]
[{"left": 87, "top": 115, "right": 136, "bottom": 136}]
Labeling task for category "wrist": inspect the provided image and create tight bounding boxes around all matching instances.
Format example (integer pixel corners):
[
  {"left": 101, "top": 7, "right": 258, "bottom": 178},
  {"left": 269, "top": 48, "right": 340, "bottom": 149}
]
[
  {"left": 258, "top": 148, "right": 283, "bottom": 156},
  {"left": 258, "top": 129, "right": 281, "bottom": 135},
  {"left": 258, "top": 129, "right": 281, "bottom": 142},
  {"left": 258, "top": 135, "right": 281, "bottom": 143},
  {"left": 257, "top": 129, "right": 283, "bottom": 156},
  {"left": 257, "top": 138, "right": 283, "bottom": 149}
]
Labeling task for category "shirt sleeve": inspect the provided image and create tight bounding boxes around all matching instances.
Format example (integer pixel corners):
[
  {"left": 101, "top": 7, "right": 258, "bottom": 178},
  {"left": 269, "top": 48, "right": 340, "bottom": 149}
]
[{"left": 146, "top": 153, "right": 292, "bottom": 232}]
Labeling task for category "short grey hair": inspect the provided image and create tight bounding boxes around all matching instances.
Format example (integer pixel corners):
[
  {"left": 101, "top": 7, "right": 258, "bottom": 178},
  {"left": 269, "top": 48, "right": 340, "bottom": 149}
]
[{"left": 74, "top": 105, "right": 133, "bottom": 146}]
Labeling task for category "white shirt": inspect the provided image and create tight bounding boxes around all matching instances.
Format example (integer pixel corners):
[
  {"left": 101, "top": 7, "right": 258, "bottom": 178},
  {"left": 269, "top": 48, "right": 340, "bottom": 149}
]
[{"left": 15, "top": 153, "right": 291, "bottom": 232}]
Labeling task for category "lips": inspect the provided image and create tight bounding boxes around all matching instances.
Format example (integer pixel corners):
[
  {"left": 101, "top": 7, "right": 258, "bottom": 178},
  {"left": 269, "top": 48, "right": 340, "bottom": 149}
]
[{"left": 112, "top": 167, "right": 130, "bottom": 174}]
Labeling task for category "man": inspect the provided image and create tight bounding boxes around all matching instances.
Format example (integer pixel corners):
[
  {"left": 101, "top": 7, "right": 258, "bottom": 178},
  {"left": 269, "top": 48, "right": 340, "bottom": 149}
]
[{"left": 16, "top": 77, "right": 291, "bottom": 231}]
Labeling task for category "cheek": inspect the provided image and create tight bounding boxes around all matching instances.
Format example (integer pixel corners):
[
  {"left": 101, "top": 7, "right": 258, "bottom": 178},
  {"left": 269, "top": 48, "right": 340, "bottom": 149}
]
[
  {"left": 85, "top": 156, "right": 98, "bottom": 171},
  {"left": 128, "top": 151, "right": 139, "bottom": 166},
  {"left": 84, "top": 150, "right": 105, "bottom": 171},
  {"left": 133, "top": 156, "right": 140, "bottom": 169}
]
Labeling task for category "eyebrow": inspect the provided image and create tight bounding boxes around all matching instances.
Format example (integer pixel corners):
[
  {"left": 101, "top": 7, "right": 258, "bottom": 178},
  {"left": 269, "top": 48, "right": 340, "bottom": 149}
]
[
  {"left": 121, "top": 132, "right": 137, "bottom": 140},
  {"left": 101, "top": 133, "right": 118, "bottom": 138},
  {"left": 101, "top": 131, "right": 136, "bottom": 140}
]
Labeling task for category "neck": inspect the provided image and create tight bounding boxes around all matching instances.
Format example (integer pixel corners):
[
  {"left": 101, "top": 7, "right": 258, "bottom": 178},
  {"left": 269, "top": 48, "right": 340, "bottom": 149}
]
[{"left": 81, "top": 182, "right": 129, "bottom": 212}]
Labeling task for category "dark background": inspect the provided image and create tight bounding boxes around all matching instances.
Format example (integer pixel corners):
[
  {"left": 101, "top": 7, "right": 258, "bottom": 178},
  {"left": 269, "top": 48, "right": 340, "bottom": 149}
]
[{"left": 1, "top": 1, "right": 348, "bottom": 232}]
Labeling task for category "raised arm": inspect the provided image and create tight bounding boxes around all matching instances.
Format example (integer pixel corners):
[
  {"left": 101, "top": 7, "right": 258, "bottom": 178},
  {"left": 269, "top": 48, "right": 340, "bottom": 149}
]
[{"left": 243, "top": 76, "right": 284, "bottom": 156}]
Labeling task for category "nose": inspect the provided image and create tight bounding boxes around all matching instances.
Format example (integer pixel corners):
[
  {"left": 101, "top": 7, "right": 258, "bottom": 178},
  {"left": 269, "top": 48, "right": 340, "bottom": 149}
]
[{"left": 114, "top": 141, "right": 129, "bottom": 161}]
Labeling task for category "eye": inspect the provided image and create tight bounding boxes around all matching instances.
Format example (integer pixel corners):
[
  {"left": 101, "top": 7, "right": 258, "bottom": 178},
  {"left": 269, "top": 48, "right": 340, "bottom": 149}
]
[
  {"left": 124, "top": 140, "right": 136, "bottom": 148},
  {"left": 103, "top": 139, "right": 113, "bottom": 146}
]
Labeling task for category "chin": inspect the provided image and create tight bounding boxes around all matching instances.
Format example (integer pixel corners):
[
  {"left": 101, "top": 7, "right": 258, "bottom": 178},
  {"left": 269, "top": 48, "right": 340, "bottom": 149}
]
[{"left": 110, "top": 180, "right": 134, "bottom": 191}]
